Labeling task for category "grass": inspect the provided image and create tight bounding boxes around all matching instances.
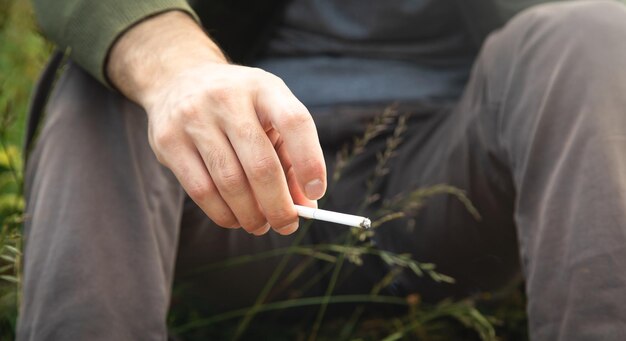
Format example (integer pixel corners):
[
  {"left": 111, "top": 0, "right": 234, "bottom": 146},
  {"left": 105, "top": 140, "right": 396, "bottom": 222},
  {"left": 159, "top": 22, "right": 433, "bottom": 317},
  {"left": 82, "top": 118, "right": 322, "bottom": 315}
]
[
  {"left": 0, "top": 1, "right": 529, "bottom": 340},
  {"left": 167, "top": 107, "right": 528, "bottom": 340}
]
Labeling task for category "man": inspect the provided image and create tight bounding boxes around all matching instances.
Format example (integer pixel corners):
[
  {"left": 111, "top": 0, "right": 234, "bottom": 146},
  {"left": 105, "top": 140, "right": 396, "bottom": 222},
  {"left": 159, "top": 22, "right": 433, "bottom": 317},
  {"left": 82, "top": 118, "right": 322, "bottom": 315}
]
[{"left": 18, "top": 0, "right": 626, "bottom": 340}]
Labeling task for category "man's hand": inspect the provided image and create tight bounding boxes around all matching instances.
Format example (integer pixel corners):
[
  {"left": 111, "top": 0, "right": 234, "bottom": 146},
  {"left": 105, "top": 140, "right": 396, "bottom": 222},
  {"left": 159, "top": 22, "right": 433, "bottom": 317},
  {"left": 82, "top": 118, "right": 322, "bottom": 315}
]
[{"left": 107, "top": 11, "right": 326, "bottom": 235}]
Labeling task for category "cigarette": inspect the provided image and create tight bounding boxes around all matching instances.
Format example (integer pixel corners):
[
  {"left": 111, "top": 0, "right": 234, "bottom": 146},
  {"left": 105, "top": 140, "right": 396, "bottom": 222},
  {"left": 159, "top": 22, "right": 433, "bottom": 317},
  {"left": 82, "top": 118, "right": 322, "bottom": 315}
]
[{"left": 295, "top": 205, "right": 371, "bottom": 229}]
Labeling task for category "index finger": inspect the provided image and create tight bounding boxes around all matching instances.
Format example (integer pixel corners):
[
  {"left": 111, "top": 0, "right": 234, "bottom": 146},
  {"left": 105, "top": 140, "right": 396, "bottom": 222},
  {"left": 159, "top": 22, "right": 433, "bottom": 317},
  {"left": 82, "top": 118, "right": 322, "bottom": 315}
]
[{"left": 257, "top": 86, "right": 327, "bottom": 201}]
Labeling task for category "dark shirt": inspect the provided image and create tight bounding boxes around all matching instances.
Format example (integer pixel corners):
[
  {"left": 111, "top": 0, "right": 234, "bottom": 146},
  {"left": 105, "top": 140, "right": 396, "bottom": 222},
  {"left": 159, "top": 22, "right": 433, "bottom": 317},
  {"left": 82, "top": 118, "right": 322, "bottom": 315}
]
[{"left": 255, "top": 0, "right": 477, "bottom": 107}]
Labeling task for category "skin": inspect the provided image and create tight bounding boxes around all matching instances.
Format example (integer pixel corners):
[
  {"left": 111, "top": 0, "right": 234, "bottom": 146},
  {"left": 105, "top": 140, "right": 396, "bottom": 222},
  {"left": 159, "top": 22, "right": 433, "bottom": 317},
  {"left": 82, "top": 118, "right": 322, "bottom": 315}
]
[{"left": 106, "top": 11, "right": 327, "bottom": 236}]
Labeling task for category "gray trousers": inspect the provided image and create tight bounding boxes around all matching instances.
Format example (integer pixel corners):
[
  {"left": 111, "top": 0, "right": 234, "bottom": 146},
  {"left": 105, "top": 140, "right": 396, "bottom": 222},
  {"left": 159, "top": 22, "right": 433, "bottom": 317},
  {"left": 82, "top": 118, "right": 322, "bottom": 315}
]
[{"left": 18, "top": 1, "right": 626, "bottom": 340}]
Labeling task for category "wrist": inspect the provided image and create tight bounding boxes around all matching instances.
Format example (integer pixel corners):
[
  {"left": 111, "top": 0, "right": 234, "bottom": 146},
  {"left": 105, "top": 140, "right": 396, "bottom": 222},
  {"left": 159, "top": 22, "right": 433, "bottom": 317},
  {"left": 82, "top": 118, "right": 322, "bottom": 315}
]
[{"left": 106, "top": 10, "right": 227, "bottom": 108}]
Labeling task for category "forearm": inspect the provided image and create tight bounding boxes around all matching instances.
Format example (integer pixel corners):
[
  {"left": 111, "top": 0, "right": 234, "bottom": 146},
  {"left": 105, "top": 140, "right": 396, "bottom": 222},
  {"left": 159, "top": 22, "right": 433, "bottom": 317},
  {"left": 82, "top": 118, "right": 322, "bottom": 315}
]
[
  {"left": 106, "top": 11, "right": 227, "bottom": 107},
  {"left": 32, "top": 0, "right": 198, "bottom": 84}
]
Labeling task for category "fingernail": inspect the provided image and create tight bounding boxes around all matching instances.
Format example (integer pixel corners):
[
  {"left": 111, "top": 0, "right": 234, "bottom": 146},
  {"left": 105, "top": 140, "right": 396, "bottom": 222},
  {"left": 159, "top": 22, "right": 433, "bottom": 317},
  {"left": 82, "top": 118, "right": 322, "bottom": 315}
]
[
  {"left": 277, "top": 221, "right": 299, "bottom": 233},
  {"left": 252, "top": 223, "right": 271, "bottom": 236},
  {"left": 305, "top": 179, "right": 325, "bottom": 200}
]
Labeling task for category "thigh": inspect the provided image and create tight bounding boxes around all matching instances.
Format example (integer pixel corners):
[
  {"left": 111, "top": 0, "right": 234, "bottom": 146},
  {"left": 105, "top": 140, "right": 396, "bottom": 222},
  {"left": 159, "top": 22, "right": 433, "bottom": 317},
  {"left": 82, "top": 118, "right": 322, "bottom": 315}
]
[
  {"left": 469, "top": 3, "right": 626, "bottom": 339},
  {"left": 19, "top": 63, "right": 184, "bottom": 340},
  {"left": 315, "top": 101, "right": 520, "bottom": 300}
]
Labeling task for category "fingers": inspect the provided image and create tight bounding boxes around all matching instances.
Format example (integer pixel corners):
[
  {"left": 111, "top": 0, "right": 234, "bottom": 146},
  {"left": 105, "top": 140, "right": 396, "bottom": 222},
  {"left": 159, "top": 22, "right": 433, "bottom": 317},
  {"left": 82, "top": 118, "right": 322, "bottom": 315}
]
[
  {"left": 188, "top": 124, "right": 274, "bottom": 235},
  {"left": 152, "top": 136, "right": 239, "bottom": 229},
  {"left": 267, "top": 129, "right": 315, "bottom": 235},
  {"left": 256, "top": 81, "right": 327, "bottom": 201},
  {"left": 269, "top": 129, "right": 317, "bottom": 207},
  {"left": 220, "top": 110, "right": 300, "bottom": 233}
]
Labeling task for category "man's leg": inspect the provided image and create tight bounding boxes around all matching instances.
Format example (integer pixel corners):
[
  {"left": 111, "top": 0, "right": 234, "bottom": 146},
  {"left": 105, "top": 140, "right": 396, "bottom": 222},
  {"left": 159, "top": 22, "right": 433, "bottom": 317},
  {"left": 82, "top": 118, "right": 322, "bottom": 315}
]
[
  {"left": 314, "top": 1, "right": 626, "bottom": 339},
  {"left": 311, "top": 103, "right": 521, "bottom": 301},
  {"left": 464, "top": 1, "right": 626, "bottom": 339},
  {"left": 18, "top": 64, "right": 185, "bottom": 340}
]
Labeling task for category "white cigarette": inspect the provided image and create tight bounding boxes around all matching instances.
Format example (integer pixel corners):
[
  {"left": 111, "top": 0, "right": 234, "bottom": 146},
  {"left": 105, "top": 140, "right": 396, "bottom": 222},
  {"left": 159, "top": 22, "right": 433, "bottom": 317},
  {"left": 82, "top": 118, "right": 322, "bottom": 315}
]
[{"left": 295, "top": 205, "right": 371, "bottom": 229}]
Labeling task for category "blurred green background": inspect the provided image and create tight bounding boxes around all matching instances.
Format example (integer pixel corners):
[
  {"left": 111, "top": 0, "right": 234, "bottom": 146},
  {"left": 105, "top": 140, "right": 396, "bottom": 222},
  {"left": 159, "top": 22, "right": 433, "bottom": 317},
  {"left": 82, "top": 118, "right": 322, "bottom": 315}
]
[
  {"left": 1, "top": 0, "right": 50, "bottom": 145},
  {"left": 0, "top": 1, "right": 529, "bottom": 340},
  {"left": 0, "top": 0, "right": 50, "bottom": 338}
]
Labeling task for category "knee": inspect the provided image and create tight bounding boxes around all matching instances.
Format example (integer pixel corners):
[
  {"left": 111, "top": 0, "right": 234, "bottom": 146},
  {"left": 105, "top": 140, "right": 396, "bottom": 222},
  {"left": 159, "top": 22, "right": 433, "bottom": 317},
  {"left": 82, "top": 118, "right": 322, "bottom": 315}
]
[
  {"left": 509, "top": 1, "right": 626, "bottom": 45},
  {"left": 486, "top": 0, "right": 626, "bottom": 73}
]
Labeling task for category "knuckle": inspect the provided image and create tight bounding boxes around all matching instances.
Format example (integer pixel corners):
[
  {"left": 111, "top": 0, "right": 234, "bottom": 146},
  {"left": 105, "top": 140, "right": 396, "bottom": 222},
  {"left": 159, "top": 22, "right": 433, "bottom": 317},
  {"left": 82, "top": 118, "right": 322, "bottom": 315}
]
[
  {"left": 154, "top": 152, "right": 168, "bottom": 166},
  {"left": 148, "top": 137, "right": 168, "bottom": 165},
  {"left": 204, "top": 148, "right": 229, "bottom": 172},
  {"left": 300, "top": 156, "right": 326, "bottom": 176},
  {"left": 218, "top": 170, "right": 248, "bottom": 195},
  {"left": 242, "top": 219, "right": 268, "bottom": 233},
  {"left": 233, "top": 122, "right": 262, "bottom": 142},
  {"left": 210, "top": 84, "right": 238, "bottom": 104},
  {"left": 249, "top": 156, "right": 280, "bottom": 184},
  {"left": 211, "top": 214, "right": 238, "bottom": 229},
  {"left": 250, "top": 67, "right": 276, "bottom": 81},
  {"left": 279, "top": 111, "right": 313, "bottom": 131},
  {"left": 276, "top": 224, "right": 299, "bottom": 236},
  {"left": 266, "top": 207, "right": 297, "bottom": 228},
  {"left": 152, "top": 127, "right": 178, "bottom": 151},
  {"left": 248, "top": 67, "right": 266, "bottom": 77},
  {"left": 175, "top": 99, "right": 202, "bottom": 122},
  {"left": 186, "top": 182, "right": 215, "bottom": 203},
  {"left": 265, "top": 70, "right": 287, "bottom": 85}
]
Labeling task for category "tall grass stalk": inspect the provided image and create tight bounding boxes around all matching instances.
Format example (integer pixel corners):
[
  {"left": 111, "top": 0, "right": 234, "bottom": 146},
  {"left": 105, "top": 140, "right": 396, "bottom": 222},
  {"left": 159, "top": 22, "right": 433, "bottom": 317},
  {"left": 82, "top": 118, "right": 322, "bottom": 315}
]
[
  {"left": 204, "top": 105, "right": 493, "bottom": 340},
  {"left": 1, "top": 2, "right": 529, "bottom": 339}
]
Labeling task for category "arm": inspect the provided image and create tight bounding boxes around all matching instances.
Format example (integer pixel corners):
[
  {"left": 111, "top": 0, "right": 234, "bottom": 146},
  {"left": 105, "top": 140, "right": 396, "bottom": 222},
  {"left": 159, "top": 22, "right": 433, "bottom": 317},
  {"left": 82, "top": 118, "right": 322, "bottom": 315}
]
[
  {"left": 31, "top": 0, "right": 199, "bottom": 85},
  {"left": 106, "top": 11, "right": 326, "bottom": 235}
]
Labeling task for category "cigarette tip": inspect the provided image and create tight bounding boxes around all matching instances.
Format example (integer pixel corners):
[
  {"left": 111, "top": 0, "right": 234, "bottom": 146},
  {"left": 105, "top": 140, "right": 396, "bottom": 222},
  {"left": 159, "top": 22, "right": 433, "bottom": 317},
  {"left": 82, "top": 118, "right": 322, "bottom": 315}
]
[{"left": 361, "top": 218, "right": 371, "bottom": 229}]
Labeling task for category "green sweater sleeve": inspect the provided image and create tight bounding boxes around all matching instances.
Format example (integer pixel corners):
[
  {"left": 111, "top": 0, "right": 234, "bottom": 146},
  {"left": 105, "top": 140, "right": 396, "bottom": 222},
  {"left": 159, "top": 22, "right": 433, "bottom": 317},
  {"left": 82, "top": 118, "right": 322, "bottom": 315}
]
[{"left": 31, "top": 0, "right": 200, "bottom": 86}]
